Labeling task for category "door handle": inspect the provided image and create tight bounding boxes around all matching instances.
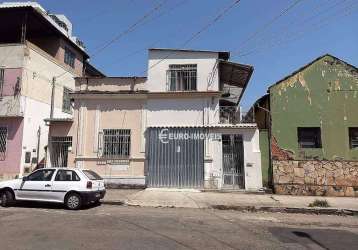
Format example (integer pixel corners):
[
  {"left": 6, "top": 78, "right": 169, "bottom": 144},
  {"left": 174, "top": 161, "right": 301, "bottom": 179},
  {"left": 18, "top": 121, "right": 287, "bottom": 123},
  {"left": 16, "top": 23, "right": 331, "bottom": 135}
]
[{"left": 45, "top": 184, "right": 51, "bottom": 187}]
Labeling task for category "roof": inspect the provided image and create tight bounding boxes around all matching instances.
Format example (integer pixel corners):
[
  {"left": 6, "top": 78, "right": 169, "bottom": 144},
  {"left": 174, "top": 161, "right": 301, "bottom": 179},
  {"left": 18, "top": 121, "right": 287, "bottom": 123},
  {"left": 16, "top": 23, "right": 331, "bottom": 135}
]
[
  {"left": 75, "top": 76, "right": 147, "bottom": 80},
  {"left": 85, "top": 63, "right": 106, "bottom": 77},
  {"left": 147, "top": 124, "right": 257, "bottom": 129},
  {"left": 268, "top": 54, "right": 358, "bottom": 90},
  {"left": 149, "top": 48, "right": 230, "bottom": 60},
  {"left": 0, "top": 2, "right": 88, "bottom": 57},
  {"left": 219, "top": 60, "right": 254, "bottom": 103}
]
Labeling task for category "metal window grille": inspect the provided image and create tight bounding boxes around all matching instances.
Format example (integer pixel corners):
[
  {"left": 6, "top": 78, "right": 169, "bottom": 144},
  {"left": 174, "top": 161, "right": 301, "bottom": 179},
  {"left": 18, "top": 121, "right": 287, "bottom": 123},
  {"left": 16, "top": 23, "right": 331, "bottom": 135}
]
[
  {"left": 0, "top": 68, "right": 4, "bottom": 97},
  {"left": 102, "top": 129, "right": 131, "bottom": 158},
  {"left": 167, "top": 64, "right": 197, "bottom": 91},
  {"left": 64, "top": 47, "right": 75, "bottom": 68},
  {"left": 50, "top": 136, "right": 72, "bottom": 167},
  {"left": 349, "top": 128, "right": 358, "bottom": 149},
  {"left": 297, "top": 127, "right": 322, "bottom": 148},
  {"left": 62, "top": 87, "right": 72, "bottom": 114},
  {"left": 0, "top": 127, "right": 7, "bottom": 161}
]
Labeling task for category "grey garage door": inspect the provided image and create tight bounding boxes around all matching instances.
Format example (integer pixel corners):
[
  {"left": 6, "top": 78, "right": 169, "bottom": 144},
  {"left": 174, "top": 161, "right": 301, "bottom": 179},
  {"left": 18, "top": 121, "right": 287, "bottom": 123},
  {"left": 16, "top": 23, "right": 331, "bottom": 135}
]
[{"left": 146, "top": 127, "right": 205, "bottom": 188}]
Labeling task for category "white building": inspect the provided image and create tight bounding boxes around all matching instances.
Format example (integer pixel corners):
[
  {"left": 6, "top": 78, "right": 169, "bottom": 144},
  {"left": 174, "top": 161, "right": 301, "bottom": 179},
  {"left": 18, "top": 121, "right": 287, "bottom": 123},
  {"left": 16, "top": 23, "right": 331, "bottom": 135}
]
[
  {"left": 144, "top": 49, "right": 263, "bottom": 190},
  {"left": 0, "top": 2, "right": 98, "bottom": 179}
]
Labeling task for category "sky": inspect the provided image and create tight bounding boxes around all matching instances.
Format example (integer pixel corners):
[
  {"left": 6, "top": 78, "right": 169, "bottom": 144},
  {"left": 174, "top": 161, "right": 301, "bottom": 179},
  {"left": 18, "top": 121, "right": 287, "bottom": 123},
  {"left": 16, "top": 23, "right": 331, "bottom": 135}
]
[{"left": 17, "top": 0, "right": 358, "bottom": 109}]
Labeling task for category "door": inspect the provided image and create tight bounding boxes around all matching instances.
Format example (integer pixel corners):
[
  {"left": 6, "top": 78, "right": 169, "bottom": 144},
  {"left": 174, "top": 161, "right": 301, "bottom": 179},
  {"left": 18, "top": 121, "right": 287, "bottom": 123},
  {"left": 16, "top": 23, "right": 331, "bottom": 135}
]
[
  {"left": 50, "top": 136, "right": 72, "bottom": 167},
  {"left": 16, "top": 169, "right": 56, "bottom": 201},
  {"left": 50, "top": 169, "right": 81, "bottom": 202},
  {"left": 147, "top": 128, "right": 205, "bottom": 188},
  {"left": 222, "top": 134, "right": 245, "bottom": 189}
]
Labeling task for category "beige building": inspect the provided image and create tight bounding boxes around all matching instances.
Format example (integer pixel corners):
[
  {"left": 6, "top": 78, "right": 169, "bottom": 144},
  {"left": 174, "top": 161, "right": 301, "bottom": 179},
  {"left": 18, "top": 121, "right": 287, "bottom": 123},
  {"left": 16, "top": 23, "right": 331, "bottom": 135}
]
[{"left": 48, "top": 77, "right": 147, "bottom": 186}]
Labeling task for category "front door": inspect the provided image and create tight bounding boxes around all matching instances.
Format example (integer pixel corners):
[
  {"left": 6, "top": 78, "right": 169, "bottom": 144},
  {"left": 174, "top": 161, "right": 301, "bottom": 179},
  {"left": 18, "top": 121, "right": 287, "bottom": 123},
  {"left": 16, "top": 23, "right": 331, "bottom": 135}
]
[
  {"left": 16, "top": 169, "right": 55, "bottom": 201},
  {"left": 222, "top": 134, "right": 245, "bottom": 189}
]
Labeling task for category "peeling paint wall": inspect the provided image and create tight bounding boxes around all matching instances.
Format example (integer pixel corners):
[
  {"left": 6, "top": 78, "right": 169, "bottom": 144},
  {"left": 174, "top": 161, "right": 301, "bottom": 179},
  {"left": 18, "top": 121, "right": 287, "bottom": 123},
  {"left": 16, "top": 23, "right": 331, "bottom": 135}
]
[{"left": 270, "top": 55, "right": 358, "bottom": 161}]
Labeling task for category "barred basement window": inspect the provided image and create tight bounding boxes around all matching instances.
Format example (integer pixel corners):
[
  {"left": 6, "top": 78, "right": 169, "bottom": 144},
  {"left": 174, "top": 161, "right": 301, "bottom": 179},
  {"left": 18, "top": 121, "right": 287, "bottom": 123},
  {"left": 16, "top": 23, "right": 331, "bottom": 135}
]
[
  {"left": 0, "top": 127, "right": 8, "bottom": 161},
  {"left": 62, "top": 87, "right": 72, "bottom": 114},
  {"left": 64, "top": 47, "right": 75, "bottom": 68},
  {"left": 167, "top": 64, "right": 197, "bottom": 91},
  {"left": 0, "top": 68, "right": 4, "bottom": 97},
  {"left": 349, "top": 128, "right": 358, "bottom": 149},
  {"left": 297, "top": 127, "right": 322, "bottom": 148},
  {"left": 103, "top": 129, "right": 131, "bottom": 158}
]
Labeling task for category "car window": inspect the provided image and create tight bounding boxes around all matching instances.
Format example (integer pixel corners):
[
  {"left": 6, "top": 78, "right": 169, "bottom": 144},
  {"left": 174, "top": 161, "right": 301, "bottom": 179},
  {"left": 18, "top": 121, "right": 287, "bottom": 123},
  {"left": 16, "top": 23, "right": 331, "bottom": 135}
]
[
  {"left": 55, "top": 170, "right": 80, "bottom": 181},
  {"left": 82, "top": 170, "right": 103, "bottom": 180},
  {"left": 27, "top": 169, "right": 55, "bottom": 181}
]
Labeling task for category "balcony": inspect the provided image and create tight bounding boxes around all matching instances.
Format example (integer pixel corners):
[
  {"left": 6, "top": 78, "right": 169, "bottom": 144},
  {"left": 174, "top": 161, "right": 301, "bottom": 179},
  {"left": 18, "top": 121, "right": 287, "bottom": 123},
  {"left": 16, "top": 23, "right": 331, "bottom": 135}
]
[{"left": 219, "top": 106, "right": 255, "bottom": 124}]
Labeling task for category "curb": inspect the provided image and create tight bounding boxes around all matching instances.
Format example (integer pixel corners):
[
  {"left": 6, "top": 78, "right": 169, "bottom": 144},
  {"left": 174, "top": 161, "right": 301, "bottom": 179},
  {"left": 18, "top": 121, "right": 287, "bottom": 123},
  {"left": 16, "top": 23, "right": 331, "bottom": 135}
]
[
  {"left": 211, "top": 205, "right": 358, "bottom": 216},
  {"left": 101, "top": 200, "right": 358, "bottom": 216}
]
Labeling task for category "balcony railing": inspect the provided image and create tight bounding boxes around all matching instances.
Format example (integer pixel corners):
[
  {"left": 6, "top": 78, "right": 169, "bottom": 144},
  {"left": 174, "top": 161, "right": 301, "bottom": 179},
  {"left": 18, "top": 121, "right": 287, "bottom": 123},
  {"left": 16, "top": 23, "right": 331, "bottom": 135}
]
[{"left": 219, "top": 106, "right": 255, "bottom": 124}]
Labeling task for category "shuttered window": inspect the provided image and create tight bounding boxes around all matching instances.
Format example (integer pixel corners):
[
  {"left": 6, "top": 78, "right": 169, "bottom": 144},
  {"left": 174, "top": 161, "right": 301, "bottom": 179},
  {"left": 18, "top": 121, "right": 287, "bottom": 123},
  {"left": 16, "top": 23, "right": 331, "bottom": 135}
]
[
  {"left": 349, "top": 128, "right": 358, "bottom": 149},
  {"left": 62, "top": 87, "right": 72, "bottom": 114},
  {"left": 103, "top": 129, "right": 131, "bottom": 158}
]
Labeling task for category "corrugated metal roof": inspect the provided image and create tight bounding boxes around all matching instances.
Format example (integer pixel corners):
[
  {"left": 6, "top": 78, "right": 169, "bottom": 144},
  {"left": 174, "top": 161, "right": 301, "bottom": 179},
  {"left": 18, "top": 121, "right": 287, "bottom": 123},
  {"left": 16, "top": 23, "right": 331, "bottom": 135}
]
[
  {"left": 147, "top": 123, "right": 257, "bottom": 129},
  {"left": 149, "top": 48, "right": 230, "bottom": 60}
]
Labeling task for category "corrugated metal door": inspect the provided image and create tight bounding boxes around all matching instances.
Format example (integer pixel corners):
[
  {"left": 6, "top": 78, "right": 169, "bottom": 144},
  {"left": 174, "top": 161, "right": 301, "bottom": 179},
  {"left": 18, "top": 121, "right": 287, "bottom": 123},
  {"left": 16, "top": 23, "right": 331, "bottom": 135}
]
[{"left": 147, "top": 128, "right": 204, "bottom": 188}]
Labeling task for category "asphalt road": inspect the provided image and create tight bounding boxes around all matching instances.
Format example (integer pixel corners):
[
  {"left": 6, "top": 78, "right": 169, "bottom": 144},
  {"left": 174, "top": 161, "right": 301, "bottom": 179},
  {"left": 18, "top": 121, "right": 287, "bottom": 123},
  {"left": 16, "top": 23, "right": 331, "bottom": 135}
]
[{"left": 0, "top": 203, "right": 358, "bottom": 250}]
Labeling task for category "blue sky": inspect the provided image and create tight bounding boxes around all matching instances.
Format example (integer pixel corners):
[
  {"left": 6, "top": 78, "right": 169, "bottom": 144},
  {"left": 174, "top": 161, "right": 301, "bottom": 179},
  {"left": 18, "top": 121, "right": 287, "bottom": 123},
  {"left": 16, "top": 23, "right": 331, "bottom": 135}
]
[{"left": 24, "top": 0, "right": 358, "bottom": 109}]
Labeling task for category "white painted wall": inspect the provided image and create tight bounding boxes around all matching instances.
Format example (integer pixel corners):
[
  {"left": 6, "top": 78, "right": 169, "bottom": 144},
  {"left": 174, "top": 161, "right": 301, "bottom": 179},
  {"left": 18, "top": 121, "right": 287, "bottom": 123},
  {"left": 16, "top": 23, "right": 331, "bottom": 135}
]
[
  {"left": 146, "top": 50, "right": 220, "bottom": 92},
  {"left": 209, "top": 128, "right": 263, "bottom": 191},
  {"left": 0, "top": 44, "right": 24, "bottom": 68}
]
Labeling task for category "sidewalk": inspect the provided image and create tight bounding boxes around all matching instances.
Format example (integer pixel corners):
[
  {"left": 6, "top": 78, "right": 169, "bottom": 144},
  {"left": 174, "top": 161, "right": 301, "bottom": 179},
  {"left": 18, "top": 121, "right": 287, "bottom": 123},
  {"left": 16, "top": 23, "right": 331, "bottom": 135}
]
[{"left": 103, "top": 189, "right": 358, "bottom": 215}]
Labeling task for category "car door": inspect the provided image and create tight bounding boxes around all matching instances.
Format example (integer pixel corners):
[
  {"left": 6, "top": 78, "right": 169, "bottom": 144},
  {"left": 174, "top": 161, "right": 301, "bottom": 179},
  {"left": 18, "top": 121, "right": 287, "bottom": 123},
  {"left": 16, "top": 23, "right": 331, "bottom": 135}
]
[
  {"left": 50, "top": 170, "right": 82, "bottom": 202},
  {"left": 16, "top": 169, "right": 56, "bottom": 201}
]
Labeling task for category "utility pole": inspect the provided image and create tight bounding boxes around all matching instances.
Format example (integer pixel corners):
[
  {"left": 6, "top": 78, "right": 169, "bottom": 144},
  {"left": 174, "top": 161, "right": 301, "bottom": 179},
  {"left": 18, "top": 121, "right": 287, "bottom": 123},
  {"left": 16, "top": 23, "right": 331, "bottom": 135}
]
[
  {"left": 50, "top": 77, "right": 56, "bottom": 119},
  {"left": 46, "top": 77, "right": 56, "bottom": 167}
]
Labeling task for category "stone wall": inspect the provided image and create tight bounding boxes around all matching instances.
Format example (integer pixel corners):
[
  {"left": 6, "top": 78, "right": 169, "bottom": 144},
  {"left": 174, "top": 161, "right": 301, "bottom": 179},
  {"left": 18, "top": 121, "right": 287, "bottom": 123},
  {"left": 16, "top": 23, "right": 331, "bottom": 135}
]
[{"left": 273, "top": 160, "right": 358, "bottom": 197}]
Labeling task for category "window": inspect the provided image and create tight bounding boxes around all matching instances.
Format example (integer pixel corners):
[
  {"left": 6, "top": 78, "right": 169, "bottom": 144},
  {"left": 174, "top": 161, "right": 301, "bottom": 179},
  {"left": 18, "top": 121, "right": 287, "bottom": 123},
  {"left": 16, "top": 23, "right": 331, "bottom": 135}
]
[
  {"left": 82, "top": 170, "right": 103, "bottom": 180},
  {"left": 64, "top": 47, "right": 75, "bottom": 68},
  {"left": 62, "top": 87, "right": 72, "bottom": 114},
  {"left": 0, "top": 68, "right": 4, "bottom": 97},
  {"left": 25, "top": 152, "right": 31, "bottom": 164},
  {"left": 55, "top": 170, "right": 80, "bottom": 181},
  {"left": 297, "top": 127, "right": 322, "bottom": 148},
  {"left": 349, "top": 128, "right": 358, "bottom": 149},
  {"left": 0, "top": 127, "right": 7, "bottom": 161},
  {"left": 167, "top": 64, "right": 197, "bottom": 91},
  {"left": 103, "top": 129, "right": 131, "bottom": 158},
  {"left": 27, "top": 169, "right": 55, "bottom": 181}
]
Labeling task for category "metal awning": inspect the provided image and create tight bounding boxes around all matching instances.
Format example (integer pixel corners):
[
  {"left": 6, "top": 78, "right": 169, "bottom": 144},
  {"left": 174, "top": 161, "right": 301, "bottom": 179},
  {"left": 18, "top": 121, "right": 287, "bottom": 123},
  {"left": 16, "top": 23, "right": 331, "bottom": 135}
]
[{"left": 219, "top": 60, "right": 254, "bottom": 103}]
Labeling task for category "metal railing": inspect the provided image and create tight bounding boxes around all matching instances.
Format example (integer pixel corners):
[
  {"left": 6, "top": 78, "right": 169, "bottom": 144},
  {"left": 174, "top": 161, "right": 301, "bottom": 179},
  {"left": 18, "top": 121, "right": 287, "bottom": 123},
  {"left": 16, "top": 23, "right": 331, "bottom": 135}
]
[{"left": 219, "top": 106, "right": 255, "bottom": 124}]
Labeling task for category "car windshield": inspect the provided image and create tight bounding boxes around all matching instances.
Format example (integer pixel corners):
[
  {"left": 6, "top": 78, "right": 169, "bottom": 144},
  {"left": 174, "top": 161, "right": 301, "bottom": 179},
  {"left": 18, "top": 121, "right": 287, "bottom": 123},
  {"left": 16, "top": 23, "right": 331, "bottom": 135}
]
[{"left": 82, "top": 170, "right": 103, "bottom": 180}]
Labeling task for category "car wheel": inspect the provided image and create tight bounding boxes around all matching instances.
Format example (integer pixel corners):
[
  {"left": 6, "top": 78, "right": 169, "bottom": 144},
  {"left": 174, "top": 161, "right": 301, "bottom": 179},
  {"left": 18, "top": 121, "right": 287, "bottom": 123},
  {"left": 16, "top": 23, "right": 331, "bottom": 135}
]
[
  {"left": 65, "top": 193, "right": 82, "bottom": 210},
  {"left": 1, "top": 190, "right": 15, "bottom": 207}
]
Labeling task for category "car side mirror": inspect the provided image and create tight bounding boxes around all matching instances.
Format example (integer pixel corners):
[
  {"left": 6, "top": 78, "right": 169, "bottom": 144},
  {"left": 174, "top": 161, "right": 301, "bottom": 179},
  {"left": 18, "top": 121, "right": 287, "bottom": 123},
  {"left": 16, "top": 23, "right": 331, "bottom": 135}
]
[{"left": 22, "top": 176, "right": 28, "bottom": 182}]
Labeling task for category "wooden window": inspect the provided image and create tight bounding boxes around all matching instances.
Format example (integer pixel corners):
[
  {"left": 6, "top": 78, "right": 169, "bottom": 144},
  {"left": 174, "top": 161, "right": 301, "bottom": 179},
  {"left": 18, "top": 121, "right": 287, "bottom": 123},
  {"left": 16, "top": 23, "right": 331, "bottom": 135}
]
[
  {"left": 349, "top": 128, "right": 358, "bottom": 149},
  {"left": 62, "top": 87, "right": 72, "bottom": 114},
  {"left": 297, "top": 127, "right": 322, "bottom": 148},
  {"left": 64, "top": 47, "right": 75, "bottom": 68}
]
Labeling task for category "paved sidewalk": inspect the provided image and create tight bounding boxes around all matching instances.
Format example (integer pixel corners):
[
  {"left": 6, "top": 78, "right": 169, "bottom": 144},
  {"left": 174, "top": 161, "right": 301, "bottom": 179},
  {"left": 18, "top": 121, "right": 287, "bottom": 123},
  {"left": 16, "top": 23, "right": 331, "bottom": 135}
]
[{"left": 103, "top": 189, "right": 358, "bottom": 214}]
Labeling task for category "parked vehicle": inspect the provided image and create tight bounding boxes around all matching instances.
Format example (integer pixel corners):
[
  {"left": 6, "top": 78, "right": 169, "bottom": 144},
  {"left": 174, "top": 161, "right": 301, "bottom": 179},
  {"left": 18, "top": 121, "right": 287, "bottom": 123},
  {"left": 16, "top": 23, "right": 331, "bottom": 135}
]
[{"left": 0, "top": 168, "right": 106, "bottom": 210}]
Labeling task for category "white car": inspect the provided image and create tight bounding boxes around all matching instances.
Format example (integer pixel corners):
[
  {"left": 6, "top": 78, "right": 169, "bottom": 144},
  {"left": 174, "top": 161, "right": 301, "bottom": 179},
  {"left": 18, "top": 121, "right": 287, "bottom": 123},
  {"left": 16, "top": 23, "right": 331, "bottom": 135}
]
[{"left": 0, "top": 168, "right": 106, "bottom": 210}]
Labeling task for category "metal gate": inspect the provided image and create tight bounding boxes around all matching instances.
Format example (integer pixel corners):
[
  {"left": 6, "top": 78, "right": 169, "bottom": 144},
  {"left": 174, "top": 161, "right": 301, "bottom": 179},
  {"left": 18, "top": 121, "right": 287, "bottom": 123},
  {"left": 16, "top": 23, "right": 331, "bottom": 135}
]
[
  {"left": 146, "top": 128, "right": 205, "bottom": 188},
  {"left": 222, "top": 134, "right": 245, "bottom": 189},
  {"left": 50, "top": 136, "right": 72, "bottom": 167}
]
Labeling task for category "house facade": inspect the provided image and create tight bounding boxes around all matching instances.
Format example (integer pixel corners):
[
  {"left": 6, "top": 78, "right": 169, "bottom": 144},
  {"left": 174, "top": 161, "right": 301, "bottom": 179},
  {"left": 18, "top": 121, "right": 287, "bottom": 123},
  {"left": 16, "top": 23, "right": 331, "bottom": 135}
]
[
  {"left": 0, "top": 2, "right": 89, "bottom": 179},
  {"left": 48, "top": 48, "right": 264, "bottom": 191},
  {"left": 253, "top": 54, "right": 358, "bottom": 196}
]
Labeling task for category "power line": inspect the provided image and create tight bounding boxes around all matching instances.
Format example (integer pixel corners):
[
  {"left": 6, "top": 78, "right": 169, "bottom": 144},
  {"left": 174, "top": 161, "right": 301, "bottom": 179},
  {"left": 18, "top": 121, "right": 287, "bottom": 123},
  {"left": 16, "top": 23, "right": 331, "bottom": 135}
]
[
  {"left": 233, "top": 0, "right": 305, "bottom": 55},
  {"left": 90, "top": 0, "right": 168, "bottom": 58},
  {"left": 236, "top": 0, "right": 350, "bottom": 56},
  {"left": 235, "top": 0, "right": 358, "bottom": 58},
  {"left": 143, "top": 0, "right": 242, "bottom": 75}
]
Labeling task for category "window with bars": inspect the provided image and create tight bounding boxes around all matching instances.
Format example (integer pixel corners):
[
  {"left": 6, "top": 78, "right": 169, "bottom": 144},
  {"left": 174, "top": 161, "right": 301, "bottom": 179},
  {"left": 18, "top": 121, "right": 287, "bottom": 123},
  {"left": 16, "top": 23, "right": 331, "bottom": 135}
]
[
  {"left": 0, "top": 68, "right": 4, "bottom": 97},
  {"left": 349, "top": 128, "right": 358, "bottom": 149},
  {"left": 62, "top": 87, "right": 72, "bottom": 114},
  {"left": 64, "top": 47, "right": 75, "bottom": 68},
  {"left": 297, "top": 127, "right": 322, "bottom": 148},
  {"left": 102, "top": 129, "right": 131, "bottom": 158},
  {"left": 0, "top": 127, "right": 8, "bottom": 161},
  {"left": 167, "top": 64, "right": 197, "bottom": 91}
]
